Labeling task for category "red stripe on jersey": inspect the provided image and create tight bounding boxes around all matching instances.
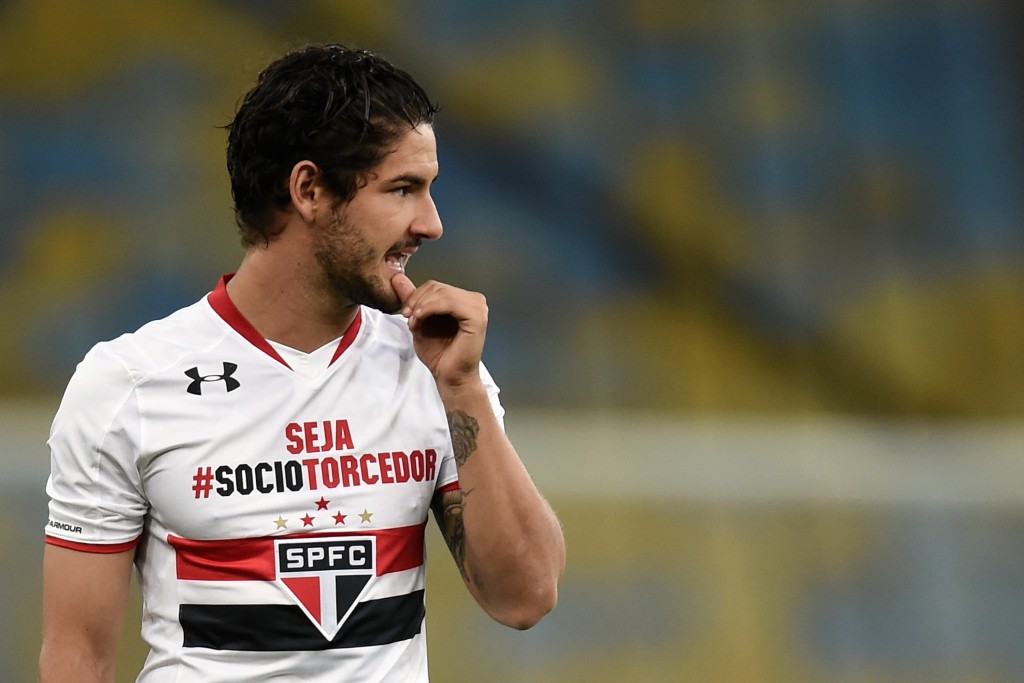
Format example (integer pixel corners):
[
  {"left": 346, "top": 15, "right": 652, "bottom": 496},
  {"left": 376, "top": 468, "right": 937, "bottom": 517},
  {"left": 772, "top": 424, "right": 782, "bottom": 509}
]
[
  {"left": 375, "top": 523, "right": 427, "bottom": 574},
  {"left": 170, "top": 534, "right": 276, "bottom": 581},
  {"left": 169, "top": 522, "right": 426, "bottom": 581},
  {"left": 45, "top": 535, "right": 140, "bottom": 553}
]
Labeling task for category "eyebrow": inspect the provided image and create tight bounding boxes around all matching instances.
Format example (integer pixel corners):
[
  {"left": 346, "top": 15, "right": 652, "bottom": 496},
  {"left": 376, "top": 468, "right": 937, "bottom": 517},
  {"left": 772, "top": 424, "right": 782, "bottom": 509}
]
[{"left": 383, "top": 173, "right": 438, "bottom": 187}]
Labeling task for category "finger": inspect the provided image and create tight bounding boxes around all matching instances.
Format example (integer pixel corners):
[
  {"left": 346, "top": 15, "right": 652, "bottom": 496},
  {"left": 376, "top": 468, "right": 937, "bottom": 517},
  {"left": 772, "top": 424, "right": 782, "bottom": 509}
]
[
  {"left": 402, "top": 286, "right": 456, "bottom": 323},
  {"left": 390, "top": 272, "right": 418, "bottom": 313}
]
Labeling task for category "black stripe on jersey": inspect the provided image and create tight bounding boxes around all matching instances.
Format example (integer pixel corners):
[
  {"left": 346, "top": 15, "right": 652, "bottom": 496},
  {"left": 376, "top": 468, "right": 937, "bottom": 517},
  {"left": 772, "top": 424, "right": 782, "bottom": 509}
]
[{"left": 180, "top": 590, "right": 425, "bottom": 651}]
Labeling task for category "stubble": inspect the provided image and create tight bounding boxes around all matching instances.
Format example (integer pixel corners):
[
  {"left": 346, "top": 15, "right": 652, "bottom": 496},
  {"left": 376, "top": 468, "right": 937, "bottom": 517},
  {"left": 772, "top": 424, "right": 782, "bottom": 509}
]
[{"left": 313, "top": 211, "right": 402, "bottom": 314}]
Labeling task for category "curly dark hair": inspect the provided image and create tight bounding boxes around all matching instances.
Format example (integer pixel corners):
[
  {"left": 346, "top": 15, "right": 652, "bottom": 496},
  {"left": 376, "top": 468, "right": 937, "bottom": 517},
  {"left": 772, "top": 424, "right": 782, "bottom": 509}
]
[{"left": 226, "top": 44, "right": 439, "bottom": 246}]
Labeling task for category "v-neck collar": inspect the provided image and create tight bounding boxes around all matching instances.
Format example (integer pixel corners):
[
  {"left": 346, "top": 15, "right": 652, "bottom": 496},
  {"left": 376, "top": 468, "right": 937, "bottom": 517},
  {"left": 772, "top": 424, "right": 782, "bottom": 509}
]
[{"left": 207, "top": 274, "right": 362, "bottom": 370}]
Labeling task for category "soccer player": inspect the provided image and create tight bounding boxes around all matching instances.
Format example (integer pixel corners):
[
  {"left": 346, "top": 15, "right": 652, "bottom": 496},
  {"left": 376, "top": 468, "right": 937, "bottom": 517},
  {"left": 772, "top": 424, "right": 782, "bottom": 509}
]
[{"left": 40, "top": 44, "right": 565, "bottom": 682}]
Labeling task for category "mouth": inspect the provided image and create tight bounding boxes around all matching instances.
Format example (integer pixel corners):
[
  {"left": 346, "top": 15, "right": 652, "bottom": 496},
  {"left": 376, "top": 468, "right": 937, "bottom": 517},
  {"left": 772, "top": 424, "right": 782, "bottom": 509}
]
[{"left": 384, "top": 247, "right": 415, "bottom": 273}]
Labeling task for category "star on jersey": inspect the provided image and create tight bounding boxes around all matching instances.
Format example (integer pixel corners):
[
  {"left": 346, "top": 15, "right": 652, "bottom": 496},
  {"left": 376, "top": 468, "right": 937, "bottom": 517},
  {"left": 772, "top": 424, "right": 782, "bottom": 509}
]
[{"left": 271, "top": 503, "right": 362, "bottom": 530}]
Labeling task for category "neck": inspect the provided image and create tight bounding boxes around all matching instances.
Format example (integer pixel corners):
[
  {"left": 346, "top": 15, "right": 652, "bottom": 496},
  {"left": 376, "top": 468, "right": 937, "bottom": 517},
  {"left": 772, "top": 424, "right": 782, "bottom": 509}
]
[{"left": 226, "top": 245, "right": 359, "bottom": 353}]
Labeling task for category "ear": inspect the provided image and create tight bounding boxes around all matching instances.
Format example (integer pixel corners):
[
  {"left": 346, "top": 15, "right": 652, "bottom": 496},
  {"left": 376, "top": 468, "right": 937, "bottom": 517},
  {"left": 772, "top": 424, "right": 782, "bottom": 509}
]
[{"left": 288, "top": 160, "right": 322, "bottom": 224}]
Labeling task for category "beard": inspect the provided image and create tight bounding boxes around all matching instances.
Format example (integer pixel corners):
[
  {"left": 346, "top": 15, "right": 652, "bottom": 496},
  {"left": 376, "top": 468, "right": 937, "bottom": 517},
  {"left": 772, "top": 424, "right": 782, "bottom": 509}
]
[{"left": 313, "top": 211, "right": 403, "bottom": 314}]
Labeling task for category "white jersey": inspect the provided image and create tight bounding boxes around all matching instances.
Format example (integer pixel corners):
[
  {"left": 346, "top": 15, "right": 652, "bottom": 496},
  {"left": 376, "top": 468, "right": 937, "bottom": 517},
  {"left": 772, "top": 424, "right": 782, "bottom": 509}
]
[{"left": 44, "top": 275, "right": 504, "bottom": 682}]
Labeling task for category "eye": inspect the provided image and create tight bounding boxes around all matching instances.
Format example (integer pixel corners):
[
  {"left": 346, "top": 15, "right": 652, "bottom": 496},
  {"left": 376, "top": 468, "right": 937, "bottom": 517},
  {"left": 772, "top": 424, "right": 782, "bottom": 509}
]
[{"left": 392, "top": 185, "right": 411, "bottom": 197}]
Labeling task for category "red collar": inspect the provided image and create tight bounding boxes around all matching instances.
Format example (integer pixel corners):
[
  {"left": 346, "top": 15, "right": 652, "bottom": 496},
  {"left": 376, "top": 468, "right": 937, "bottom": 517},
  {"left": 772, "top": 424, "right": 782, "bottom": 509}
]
[{"left": 207, "top": 274, "right": 362, "bottom": 369}]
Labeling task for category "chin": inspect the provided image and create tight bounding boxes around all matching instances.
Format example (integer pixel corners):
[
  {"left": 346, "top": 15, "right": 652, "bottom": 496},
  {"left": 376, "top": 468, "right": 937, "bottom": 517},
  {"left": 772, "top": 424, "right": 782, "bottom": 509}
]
[
  {"left": 325, "top": 270, "right": 400, "bottom": 315},
  {"left": 361, "top": 287, "right": 403, "bottom": 315},
  {"left": 377, "top": 299, "right": 403, "bottom": 315}
]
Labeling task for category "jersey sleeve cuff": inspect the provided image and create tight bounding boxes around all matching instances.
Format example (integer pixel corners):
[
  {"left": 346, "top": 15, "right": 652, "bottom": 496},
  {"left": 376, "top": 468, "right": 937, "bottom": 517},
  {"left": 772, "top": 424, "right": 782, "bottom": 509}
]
[
  {"left": 45, "top": 534, "right": 140, "bottom": 554},
  {"left": 436, "top": 480, "right": 460, "bottom": 495}
]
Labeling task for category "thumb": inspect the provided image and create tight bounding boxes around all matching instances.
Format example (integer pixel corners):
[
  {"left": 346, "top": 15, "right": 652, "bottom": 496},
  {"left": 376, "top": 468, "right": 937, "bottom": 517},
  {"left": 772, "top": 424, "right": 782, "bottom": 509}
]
[{"left": 391, "top": 272, "right": 417, "bottom": 308}]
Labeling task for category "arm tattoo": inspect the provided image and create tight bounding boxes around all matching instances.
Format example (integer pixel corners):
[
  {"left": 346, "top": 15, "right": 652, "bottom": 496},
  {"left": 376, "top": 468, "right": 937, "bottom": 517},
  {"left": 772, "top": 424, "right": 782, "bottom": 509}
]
[
  {"left": 440, "top": 489, "right": 469, "bottom": 583},
  {"left": 436, "top": 488, "right": 485, "bottom": 592},
  {"left": 447, "top": 410, "right": 480, "bottom": 466}
]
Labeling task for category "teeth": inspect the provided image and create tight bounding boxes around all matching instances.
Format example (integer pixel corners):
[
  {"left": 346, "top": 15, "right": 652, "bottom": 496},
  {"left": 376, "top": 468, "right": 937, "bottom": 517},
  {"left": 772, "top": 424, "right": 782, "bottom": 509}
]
[{"left": 385, "top": 253, "right": 405, "bottom": 271}]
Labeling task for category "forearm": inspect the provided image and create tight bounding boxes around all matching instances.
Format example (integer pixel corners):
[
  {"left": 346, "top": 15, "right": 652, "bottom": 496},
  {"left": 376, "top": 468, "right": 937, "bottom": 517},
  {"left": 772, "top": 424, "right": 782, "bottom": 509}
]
[
  {"left": 393, "top": 276, "right": 565, "bottom": 625},
  {"left": 39, "top": 545, "right": 132, "bottom": 683},
  {"left": 438, "top": 380, "right": 566, "bottom": 628}
]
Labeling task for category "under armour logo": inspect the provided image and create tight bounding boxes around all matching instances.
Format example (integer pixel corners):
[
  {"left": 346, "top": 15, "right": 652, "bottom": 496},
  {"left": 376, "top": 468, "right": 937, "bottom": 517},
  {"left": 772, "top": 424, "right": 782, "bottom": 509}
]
[{"left": 185, "top": 362, "right": 240, "bottom": 395}]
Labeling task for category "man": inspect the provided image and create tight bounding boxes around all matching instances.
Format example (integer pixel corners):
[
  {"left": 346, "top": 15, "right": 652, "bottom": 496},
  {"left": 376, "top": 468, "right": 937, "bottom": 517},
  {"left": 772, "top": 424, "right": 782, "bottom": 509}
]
[{"left": 40, "top": 44, "right": 565, "bottom": 682}]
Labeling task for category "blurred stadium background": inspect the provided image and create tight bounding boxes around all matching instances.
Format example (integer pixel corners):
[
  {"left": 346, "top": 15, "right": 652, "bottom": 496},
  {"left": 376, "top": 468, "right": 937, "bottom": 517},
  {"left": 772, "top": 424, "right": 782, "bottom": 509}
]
[{"left": 2, "top": 1, "right": 1023, "bottom": 681}]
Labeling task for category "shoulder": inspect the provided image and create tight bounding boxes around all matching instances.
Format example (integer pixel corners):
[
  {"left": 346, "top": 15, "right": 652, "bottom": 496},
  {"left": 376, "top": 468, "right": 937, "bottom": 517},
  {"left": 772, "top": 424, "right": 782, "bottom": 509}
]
[
  {"left": 55, "top": 296, "right": 224, "bottom": 417},
  {"left": 84, "top": 296, "right": 228, "bottom": 383},
  {"left": 52, "top": 297, "right": 220, "bottom": 430}
]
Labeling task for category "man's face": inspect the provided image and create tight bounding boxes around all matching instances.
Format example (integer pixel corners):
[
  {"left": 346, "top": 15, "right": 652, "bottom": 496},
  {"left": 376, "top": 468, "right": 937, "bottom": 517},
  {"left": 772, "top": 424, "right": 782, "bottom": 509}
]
[{"left": 313, "top": 124, "right": 442, "bottom": 313}]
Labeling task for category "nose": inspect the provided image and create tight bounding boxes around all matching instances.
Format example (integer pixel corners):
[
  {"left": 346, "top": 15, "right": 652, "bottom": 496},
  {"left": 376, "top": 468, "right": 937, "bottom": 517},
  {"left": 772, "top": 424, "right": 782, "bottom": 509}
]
[{"left": 413, "top": 194, "right": 443, "bottom": 241}]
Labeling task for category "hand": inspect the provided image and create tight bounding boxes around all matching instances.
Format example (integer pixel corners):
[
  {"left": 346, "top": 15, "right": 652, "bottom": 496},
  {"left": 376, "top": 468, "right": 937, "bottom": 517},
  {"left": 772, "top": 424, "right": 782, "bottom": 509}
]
[{"left": 391, "top": 272, "right": 488, "bottom": 388}]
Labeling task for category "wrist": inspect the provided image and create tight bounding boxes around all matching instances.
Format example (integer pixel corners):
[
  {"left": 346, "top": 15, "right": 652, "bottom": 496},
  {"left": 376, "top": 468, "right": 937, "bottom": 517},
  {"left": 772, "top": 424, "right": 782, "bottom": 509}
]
[{"left": 435, "top": 374, "right": 486, "bottom": 405}]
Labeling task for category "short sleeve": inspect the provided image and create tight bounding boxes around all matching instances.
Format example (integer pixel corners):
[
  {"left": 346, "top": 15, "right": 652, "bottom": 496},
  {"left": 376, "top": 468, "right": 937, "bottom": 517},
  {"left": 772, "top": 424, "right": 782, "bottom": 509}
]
[
  {"left": 45, "top": 343, "right": 148, "bottom": 551},
  {"left": 478, "top": 361, "right": 505, "bottom": 430}
]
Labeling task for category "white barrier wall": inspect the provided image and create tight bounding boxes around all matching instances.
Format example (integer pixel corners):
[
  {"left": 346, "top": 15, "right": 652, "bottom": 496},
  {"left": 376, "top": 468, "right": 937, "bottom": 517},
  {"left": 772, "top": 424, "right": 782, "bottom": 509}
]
[{"left": 5, "top": 403, "right": 1024, "bottom": 682}]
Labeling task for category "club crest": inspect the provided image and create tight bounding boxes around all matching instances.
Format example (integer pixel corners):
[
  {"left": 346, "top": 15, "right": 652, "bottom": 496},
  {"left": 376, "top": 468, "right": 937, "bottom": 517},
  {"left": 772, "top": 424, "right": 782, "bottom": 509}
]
[{"left": 274, "top": 536, "right": 376, "bottom": 640}]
